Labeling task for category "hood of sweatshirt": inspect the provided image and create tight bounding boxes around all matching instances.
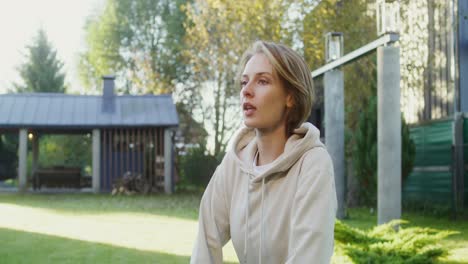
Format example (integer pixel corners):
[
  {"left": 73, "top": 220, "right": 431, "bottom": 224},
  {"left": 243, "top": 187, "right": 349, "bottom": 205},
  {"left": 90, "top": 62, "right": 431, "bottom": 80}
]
[
  {"left": 230, "top": 122, "right": 324, "bottom": 182},
  {"left": 227, "top": 122, "right": 325, "bottom": 264},
  {"left": 190, "top": 122, "right": 336, "bottom": 264}
]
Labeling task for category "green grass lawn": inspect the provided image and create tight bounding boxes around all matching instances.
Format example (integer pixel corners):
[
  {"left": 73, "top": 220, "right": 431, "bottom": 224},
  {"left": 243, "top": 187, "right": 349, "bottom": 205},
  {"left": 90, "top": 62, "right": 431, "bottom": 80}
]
[{"left": 0, "top": 192, "right": 466, "bottom": 263}]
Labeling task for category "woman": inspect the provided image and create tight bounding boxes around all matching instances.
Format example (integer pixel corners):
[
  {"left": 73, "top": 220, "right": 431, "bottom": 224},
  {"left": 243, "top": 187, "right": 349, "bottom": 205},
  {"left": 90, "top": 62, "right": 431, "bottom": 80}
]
[{"left": 191, "top": 41, "right": 337, "bottom": 264}]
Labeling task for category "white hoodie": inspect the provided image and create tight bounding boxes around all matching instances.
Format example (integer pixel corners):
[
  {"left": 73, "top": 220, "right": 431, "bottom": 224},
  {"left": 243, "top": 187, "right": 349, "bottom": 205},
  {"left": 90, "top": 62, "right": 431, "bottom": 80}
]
[{"left": 191, "top": 122, "right": 337, "bottom": 264}]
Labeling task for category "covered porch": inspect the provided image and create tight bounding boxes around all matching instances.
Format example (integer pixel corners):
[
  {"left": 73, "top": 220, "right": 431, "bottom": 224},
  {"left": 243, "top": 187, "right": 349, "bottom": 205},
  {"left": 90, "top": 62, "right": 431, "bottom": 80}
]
[{"left": 0, "top": 77, "right": 179, "bottom": 194}]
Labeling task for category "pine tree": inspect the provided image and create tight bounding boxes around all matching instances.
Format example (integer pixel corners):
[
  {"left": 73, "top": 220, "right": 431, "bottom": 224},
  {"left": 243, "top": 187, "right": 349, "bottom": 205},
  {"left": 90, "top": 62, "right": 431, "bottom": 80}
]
[
  {"left": 15, "top": 29, "right": 66, "bottom": 93},
  {"left": 353, "top": 95, "right": 416, "bottom": 206}
]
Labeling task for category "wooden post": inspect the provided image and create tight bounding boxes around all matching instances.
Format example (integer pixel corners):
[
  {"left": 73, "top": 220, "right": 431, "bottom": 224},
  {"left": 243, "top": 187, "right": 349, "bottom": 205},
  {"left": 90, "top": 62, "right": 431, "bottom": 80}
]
[
  {"left": 92, "top": 129, "right": 101, "bottom": 193},
  {"left": 31, "top": 132, "right": 39, "bottom": 189},
  {"left": 18, "top": 129, "right": 28, "bottom": 192},
  {"left": 164, "top": 128, "right": 173, "bottom": 194}
]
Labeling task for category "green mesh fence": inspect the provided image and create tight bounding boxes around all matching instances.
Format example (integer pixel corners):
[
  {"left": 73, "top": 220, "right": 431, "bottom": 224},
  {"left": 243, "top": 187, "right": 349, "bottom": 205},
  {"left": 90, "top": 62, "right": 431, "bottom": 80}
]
[
  {"left": 404, "top": 119, "right": 453, "bottom": 204},
  {"left": 405, "top": 116, "right": 468, "bottom": 206}
]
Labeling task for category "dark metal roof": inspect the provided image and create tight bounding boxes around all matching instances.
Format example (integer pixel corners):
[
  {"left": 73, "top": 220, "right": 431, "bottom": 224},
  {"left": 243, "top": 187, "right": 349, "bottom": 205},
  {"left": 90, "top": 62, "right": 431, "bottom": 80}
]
[{"left": 0, "top": 93, "right": 179, "bottom": 129}]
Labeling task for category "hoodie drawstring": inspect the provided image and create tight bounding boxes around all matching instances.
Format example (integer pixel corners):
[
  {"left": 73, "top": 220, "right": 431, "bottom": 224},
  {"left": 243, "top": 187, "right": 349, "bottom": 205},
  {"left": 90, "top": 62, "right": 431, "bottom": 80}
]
[
  {"left": 244, "top": 173, "right": 250, "bottom": 264},
  {"left": 244, "top": 172, "right": 267, "bottom": 264},
  {"left": 244, "top": 148, "right": 268, "bottom": 264},
  {"left": 259, "top": 176, "right": 265, "bottom": 264}
]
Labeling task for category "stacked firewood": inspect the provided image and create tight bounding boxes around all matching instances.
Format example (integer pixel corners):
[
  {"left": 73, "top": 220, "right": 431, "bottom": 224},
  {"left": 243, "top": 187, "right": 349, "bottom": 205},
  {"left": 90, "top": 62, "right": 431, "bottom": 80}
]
[{"left": 112, "top": 171, "right": 152, "bottom": 195}]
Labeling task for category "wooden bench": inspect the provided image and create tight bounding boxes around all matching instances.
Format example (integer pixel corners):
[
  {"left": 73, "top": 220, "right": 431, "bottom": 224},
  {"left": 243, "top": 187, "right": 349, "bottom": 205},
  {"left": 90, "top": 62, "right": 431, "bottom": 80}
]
[{"left": 33, "top": 167, "right": 82, "bottom": 189}]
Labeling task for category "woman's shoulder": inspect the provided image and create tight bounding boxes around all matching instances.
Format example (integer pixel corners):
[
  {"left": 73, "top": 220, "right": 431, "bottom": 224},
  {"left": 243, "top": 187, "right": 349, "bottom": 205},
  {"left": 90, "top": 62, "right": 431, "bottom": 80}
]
[
  {"left": 301, "top": 146, "right": 333, "bottom": 167},
  {"left": 296, "top": 147, "right": 334, "bottom": 183},
  {"left": 216, "top": 148, "right": 244, "bottom": 172}
]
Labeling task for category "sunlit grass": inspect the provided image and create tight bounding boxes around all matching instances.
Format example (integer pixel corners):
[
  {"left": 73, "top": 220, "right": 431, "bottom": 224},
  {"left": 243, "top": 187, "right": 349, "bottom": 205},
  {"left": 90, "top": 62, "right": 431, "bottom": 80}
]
[
  {"left": 1, "top": 228, "right": 191, "bottom": 264},
  {"left": 0, "top": 193, "right": 238, "bottom": 263},
  {"left": 0, "top": 192, "right": 202, "bottom": 220},
  {"left": 0, "top": 193, "right": 466, "bottom": 263},
  {"left": 0, "top": 203, "right": 195, "bottom": 256}
]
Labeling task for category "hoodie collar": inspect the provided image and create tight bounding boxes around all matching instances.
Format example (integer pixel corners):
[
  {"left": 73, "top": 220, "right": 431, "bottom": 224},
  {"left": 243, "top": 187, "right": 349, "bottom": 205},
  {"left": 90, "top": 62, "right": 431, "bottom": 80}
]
[{"left": 230, "top": 122, "right": 323, "bottom": 183}]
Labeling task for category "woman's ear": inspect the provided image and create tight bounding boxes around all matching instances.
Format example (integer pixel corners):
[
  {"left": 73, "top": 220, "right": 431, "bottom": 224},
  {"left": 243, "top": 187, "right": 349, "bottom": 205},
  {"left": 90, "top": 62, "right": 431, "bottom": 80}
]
[{"left": 286, "top": 94, "right": 294, "bottom": 108}]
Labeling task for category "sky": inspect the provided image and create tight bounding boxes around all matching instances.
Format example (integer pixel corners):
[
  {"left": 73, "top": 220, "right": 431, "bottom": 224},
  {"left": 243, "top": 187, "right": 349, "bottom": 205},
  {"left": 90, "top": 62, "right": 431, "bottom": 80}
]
[{"left": 0, "top": 0, "right": 105, "bottom": 94}]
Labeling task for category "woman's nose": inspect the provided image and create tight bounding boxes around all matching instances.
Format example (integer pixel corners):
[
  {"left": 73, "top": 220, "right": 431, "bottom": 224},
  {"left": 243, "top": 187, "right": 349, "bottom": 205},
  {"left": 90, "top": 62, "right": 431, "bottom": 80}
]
[{"left": 241, "top": 82, "right": 254, "bottom": 97}]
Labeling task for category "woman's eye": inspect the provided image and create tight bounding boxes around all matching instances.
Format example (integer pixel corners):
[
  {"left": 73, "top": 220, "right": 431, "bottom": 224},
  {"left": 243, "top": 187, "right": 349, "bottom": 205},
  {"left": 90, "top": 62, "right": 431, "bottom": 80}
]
[
  {"left": 240, "top": 80, "right": 248, "bottom": 87},
  {"left": 258, "top": 79, "right": 269, "bottom": 85}
]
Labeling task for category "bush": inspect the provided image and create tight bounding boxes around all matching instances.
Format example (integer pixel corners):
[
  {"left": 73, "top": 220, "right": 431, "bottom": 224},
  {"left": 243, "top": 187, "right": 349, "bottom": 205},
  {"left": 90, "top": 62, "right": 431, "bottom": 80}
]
[
  {"left": 39, "top": 135, "right": 92, "bottom": 170},
  {"left": 0, "top": 134, "right": 18, "bottom": 180},
  {"left": 180, "top": 146, "right": 219, "bottom": 188},
  {"left": 352, "top": 96, "right": 378, "bottom": 205},
  {"left": 353, "top": 95, "right": 415, "bottom": 206},
  {"left": 335, "top": 220, "right": 457, "bottom": 263}
]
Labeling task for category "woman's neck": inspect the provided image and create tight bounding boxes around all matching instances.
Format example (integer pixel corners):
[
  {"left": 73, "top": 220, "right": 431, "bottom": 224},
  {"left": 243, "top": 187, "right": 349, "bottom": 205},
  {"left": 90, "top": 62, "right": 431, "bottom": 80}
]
[{"left": 255, "top": 124, "right": 289, "bottom": 166}]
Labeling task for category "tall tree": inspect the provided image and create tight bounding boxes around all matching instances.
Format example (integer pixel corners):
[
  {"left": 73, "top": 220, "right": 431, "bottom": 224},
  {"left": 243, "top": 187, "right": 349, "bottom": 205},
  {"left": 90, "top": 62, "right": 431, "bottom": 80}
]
[
  {"left": 301, "top": 0, "right": 376, "bottom": 131},
  {"left": 79, "top": 0, "right": 188, "bottom": 94},
  {"left": 15, "top": 29, "right": 66, "bottom": 93},
  {"left": 182, "top": 0, "right": 292, "bottom": 155}
]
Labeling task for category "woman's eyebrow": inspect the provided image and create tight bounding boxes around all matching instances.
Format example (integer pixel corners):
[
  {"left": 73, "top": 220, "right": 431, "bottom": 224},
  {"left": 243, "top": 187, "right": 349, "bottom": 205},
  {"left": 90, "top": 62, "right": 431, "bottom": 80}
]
[
  {"left": 257, "top": 72, "right": 272, "bottom": 77},
  {"left": 242, "top": 72, "right": 273, "bottom": 78}
]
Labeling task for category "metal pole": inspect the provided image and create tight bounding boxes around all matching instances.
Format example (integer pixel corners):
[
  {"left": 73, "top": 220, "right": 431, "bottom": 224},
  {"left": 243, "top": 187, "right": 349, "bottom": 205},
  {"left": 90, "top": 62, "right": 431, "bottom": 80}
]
[
  {"left": 324, "top": 69, "right": 346, "bottom": 219},
  {"left": 453, "top": 112, "right": 464, "bottom": 210},
  {"left": 312, "top": 34, "right": 399, "bottom": 78},
  {"left": 377, "top": 45, "right": 401, "bottom": 224},
  {"left": 458, "top": 0, "right": 468, "bottom": 112}
]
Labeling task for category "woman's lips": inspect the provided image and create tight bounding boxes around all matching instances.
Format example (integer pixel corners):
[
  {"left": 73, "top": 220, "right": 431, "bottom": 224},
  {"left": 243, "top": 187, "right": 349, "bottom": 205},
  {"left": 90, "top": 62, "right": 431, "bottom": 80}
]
[{"left": 243, "top": 102, "right": 256, "bottom": 117}]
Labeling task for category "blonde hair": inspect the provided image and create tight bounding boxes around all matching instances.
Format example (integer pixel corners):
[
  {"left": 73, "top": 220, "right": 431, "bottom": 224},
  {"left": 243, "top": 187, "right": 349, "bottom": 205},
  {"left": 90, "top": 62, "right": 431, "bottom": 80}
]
[{"left": 237, "top": 40, "right": 315, "bottom": 134}]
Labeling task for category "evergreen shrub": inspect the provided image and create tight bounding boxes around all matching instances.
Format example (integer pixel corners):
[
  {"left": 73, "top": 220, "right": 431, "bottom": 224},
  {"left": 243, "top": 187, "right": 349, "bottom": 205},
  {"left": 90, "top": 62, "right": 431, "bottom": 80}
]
[
  {"left": 180, "top": 146, "right": 219, "bottom": 188},
  {"left": 335, "top": 220, "right": 457, "bottom": 264}
]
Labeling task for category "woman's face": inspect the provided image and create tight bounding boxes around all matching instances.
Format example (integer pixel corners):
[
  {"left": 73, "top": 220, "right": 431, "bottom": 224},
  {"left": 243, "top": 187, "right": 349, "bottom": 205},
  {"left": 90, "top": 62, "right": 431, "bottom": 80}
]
[{"left": 240, "top": 53, "right": 292, "bottom": 131}]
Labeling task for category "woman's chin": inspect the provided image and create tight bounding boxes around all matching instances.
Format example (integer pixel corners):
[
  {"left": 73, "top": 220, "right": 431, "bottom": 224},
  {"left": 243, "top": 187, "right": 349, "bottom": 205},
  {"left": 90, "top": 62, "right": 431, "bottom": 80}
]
[{"left": 243, "top": 119, "right": 257, "bottom": 128}]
